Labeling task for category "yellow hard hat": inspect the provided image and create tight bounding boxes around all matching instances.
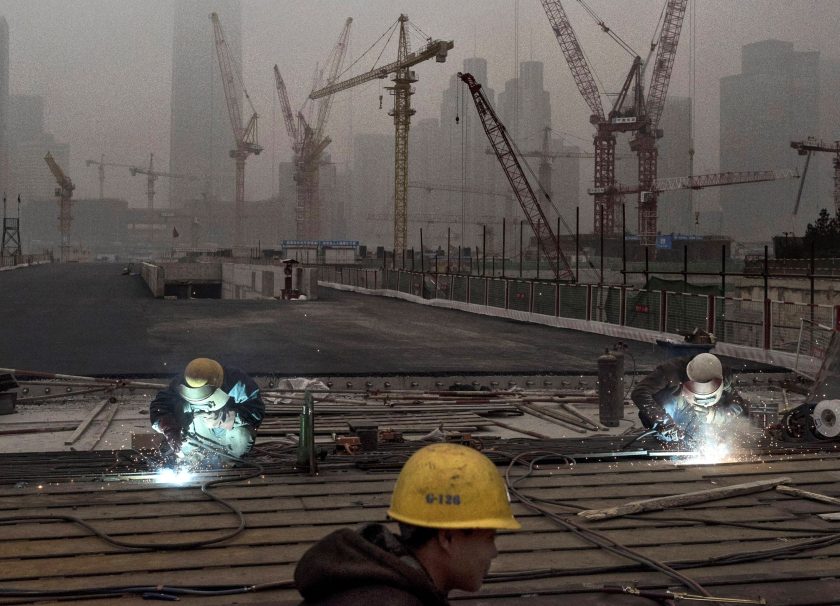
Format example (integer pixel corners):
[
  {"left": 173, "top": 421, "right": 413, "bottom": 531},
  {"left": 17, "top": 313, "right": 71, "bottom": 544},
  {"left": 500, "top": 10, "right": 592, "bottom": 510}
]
[
  {"left": 388, "top": 443, "right": 521, "bottom": 530},
  {"left": 177, "top": 358, "right": 227, "bottom": 409}
]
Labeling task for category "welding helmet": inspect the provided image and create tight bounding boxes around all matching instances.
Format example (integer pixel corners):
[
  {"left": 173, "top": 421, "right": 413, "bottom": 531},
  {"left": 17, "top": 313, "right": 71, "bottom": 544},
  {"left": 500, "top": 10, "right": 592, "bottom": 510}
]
[
  {"left": 387, "top": 443, "right": 521, "bottom": 530},
  {"left": 176, "top": 358, "right": 229, "bottom": 411},
  {"left": 683, "top": 353, "right": 724, "bottom": 407}
]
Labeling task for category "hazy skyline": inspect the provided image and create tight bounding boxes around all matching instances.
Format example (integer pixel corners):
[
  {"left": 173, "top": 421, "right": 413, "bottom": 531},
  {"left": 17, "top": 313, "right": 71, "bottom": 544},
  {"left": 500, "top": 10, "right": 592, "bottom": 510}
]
[{"left": 1, "top": 1, "right": 838, "bottom": 214}]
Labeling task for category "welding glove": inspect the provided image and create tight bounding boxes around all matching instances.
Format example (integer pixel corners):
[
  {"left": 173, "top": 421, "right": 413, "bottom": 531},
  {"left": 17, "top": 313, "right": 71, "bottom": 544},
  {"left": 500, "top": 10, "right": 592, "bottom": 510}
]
[
  {"left": 653, "top": 418, "right": 685, "bottom": 443},
  {"left": 155, "top": 416, "right": 184, "bottom": 454}
]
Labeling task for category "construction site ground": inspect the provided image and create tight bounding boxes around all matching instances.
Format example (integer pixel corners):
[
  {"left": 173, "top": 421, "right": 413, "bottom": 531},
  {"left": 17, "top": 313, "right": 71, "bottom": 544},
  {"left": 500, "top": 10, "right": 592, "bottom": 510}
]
[{"left": 1, "top": 262, "right": 837, "bottom": 605}]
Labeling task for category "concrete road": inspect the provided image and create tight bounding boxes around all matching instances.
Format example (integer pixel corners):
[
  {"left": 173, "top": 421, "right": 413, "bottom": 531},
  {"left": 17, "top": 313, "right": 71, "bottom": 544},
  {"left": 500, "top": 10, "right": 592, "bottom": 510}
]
[{"left": 0, "top": 263, "right": 672, "bottom": 377}]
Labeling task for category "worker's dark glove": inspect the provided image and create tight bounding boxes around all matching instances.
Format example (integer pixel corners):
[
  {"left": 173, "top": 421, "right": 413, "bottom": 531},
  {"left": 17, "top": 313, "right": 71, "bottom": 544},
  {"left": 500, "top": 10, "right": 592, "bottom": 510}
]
[
  {"left": 155, "top": 416, "right": 184, "bottom": 454},
  {"left": 653, "top": 418, "right": 684, "bottom": 443}
]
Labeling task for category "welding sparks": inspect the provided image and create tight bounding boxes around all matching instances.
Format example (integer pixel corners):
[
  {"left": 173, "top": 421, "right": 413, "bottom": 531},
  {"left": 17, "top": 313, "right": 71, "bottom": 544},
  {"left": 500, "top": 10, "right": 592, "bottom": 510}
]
[
  {"left": 155, "top": 467, "right": 194, "bottom": 484},
  {"left": 691, "top": 439, "right": 731, "bottom": 464}
]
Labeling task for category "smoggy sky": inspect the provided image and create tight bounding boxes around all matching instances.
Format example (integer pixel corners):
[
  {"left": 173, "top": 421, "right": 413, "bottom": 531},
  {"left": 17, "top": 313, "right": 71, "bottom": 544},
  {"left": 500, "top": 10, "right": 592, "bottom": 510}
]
[{"left": 2, "top": 1, "right": 839, "bottom": 210}]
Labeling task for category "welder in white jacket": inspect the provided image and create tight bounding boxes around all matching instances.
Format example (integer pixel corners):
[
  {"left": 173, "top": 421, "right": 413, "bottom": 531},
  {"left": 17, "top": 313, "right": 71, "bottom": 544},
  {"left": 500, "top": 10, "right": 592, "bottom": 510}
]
[
  {"left": 150, "top": 358, "right": 264, "bottom": 465},
  {"left": 631, "top": 353, "right": 749, "bottom": 444}
]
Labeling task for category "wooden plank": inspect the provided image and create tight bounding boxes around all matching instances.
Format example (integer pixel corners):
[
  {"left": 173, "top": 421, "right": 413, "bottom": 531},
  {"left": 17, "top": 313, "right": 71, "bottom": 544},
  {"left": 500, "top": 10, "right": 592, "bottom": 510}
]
[
  {"left": 777, "top": 484, "right": 840, "bottom": 506},
  {"left": 64, "top": 398, "right": 110, "bottom": 445},
  {"left": 577, "top": 477, "right": 792, "bottom": 520}
]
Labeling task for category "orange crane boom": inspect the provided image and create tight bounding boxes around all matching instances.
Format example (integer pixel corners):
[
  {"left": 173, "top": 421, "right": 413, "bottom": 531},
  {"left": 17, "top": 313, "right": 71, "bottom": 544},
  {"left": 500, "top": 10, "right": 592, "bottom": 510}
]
[
  {"left": 210, "top": 12, "right": 262, "bottom": 249},
  {"left": 44, "top": 151, "right": 75, "bottom": 262}
]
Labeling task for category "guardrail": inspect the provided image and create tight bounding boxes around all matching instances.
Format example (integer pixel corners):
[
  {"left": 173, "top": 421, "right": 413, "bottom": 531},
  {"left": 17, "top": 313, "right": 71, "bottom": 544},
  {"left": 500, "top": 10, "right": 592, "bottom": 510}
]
[
  {"left": 0, "top": 253, "right": 53, "bottom": 269},
  {"left": 321, "top": 267, "right": 838, "bottom": 366}
]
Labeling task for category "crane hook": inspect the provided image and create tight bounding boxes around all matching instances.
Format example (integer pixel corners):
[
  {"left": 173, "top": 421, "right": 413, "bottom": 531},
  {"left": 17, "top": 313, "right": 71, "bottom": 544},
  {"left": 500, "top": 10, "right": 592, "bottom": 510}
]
[{"left": 379, "top": 94, "right": 383, "bottom": 110}]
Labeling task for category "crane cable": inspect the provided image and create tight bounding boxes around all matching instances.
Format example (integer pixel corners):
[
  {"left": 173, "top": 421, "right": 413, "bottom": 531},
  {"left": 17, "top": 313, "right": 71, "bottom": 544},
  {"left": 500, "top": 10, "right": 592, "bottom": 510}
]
[{"left": 575, "top": 0, "right": 638, "bottom": 58}]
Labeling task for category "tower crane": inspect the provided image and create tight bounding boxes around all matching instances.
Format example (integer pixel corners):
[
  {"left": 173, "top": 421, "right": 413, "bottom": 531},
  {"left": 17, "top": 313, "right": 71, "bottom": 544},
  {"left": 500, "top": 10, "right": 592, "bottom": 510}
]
[
  {"left": 274, "top": 17, "right": 352, "bottom": 240},
  {"left": 590, "top": 168, "right": 799, "bottom": 197},
  {"left": 459, "top": 72, "right": 573, "bottom": 280},
  {"left": 210, "top": 12, "right": 262, "bottom": 249},
  {"left": 43, "top": 151, "right": 74, "bottom": 262},
  {"left": 129, "top": 153, "right": 200, "bottom": 209},
  {"left": 310, "top": 15, "right": 453, "bottom": 253},
  {"left": 85, "top": 155, "right": 132, "bottom": 200},
  {"left": 408, "top": 181, "right": 509, "bottom": 198},
  {"left": 791, "top": 138, "right": 840, "bottom": 213},
  {"left": 630, "top": 0, "right": 689, "bottom": 245},
  {"left": 488, "top": 127, "right": 631, "bottom": 202},
  {"left": 539, "top": 0, "right": 687, "bottom": 243}
]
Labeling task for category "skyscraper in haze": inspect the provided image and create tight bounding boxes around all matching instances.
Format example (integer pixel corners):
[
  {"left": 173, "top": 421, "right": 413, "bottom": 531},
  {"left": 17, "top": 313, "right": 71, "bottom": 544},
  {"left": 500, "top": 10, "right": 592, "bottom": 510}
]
[
  {"left": 719, "top": 40, "right": 819, "bottom": 242},
  {"left": 169, "top": 0, "right": 241, "bottom": 208},
  {"left": 0, "top": 17, "right": 9, "bottom": 198},
  {"left": 656, "top": 96, "right": 692, "bottom": 234}
]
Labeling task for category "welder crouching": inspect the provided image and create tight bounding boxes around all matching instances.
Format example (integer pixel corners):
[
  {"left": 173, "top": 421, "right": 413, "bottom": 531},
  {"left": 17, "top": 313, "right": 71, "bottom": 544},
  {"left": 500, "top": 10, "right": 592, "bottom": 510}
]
[
  {"left": 631, "top": 353, "right": 749, "bottom": 446},
  {"left": 150, "top": 358, "right": 265, "bottom": 468}
]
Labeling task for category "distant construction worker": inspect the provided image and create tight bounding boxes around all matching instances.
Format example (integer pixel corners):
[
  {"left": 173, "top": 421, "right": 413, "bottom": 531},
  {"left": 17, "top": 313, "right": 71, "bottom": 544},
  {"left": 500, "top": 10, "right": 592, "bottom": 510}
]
[
  {"left": 150, "top": 358, "right": 264, "bottom": 466},
  {"left": 294, "top": 443, "right": 520, "bottom": 605},
  {"left": 631, "top": 352, "right": 749, "bottom": 443}
]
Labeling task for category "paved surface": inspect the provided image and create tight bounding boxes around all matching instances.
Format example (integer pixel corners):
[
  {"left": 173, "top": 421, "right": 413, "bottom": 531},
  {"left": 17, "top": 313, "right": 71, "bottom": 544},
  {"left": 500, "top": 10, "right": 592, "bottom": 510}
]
[{"left": 0, "top": 263, "right": 677, "bottom": 377}]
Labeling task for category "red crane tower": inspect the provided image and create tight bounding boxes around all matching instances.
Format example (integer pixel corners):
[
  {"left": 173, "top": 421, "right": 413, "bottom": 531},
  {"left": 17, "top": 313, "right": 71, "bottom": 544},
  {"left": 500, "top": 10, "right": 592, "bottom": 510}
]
[
  {"left": 274, "top": 18, "right": 352, "bottom": 240},
  {"left": 210, "top": 12, "right": 262, "bottom": 249},
  {"left": 630, "top": 0, "right": 689, "bottom": 245},
  {"left": 539, "top": 0, "right": 687, "bottom": 243},
  {"left": 459, "top": 72, "right": 574, "bottom": 280}
]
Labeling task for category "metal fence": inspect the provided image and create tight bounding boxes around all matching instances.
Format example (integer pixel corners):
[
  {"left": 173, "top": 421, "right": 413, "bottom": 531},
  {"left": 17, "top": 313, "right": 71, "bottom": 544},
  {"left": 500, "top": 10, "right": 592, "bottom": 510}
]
[
  {"left": 321, "top": 267, "right": 839, "bottom": 362},
  {"left": 0, "top": 253, "right": 52, "bottom": 268}
]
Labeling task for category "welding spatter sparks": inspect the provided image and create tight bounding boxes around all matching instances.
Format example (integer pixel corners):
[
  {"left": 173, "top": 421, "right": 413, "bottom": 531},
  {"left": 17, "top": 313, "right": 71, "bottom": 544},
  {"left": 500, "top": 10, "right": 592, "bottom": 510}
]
[{"left": 155, "top": 466, "right": 194, "bottom": 484}]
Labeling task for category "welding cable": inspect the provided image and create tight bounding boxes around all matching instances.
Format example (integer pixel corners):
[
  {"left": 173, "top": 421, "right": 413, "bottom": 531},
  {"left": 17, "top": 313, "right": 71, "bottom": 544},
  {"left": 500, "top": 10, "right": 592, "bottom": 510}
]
[
  {"left": 0, "top": 580, "right": 296, "bottom": 599},
  {"left": 501, "top": 450, "right": 840, "bottom": 587},
  {"left": 503, "top": 451, "right": 718, "bottom": 602},
  {"left": 621, "top": 428, "right": 659, "bottom": 450},
  {"left": 0, "top": 443, "right": 266, "bottom": 551}
]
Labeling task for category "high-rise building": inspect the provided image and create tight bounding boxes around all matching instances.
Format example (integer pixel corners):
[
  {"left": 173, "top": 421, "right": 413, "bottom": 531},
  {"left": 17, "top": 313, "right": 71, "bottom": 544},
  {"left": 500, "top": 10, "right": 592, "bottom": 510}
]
[
  {"left": 0, "top": 17, "right": 8, "bottom": 198},
  {"left": 8, "top": 94, "right": 70, "bottom": 203},
  {"left": 350, "top": 133, "right": 393, "bottom": 247},
  {"left": 657, "top": 96, "right": 692, "bottom": 235},
  {"left": 719, "top": 40, "right": 819, "bottom": 242},
  {"left": 498, "top": 60, "right": 580, "bottom": 244},
  {"left": 169, "top": 0, "right": 240, "bottom": 208}
]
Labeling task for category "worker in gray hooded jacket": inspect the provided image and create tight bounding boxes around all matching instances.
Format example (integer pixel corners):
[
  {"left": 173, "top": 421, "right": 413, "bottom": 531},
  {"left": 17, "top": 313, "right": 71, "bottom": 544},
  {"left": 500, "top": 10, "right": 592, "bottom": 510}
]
[{"left": 294, "top": 443, "right": 520, "bottom": 605}]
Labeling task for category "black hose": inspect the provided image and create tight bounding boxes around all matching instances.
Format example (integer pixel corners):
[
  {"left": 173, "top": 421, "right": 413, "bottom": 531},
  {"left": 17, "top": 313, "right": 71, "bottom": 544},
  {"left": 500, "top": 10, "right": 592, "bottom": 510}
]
[{"left": 0, "top": 436, "right": 265, "bottom": 551}]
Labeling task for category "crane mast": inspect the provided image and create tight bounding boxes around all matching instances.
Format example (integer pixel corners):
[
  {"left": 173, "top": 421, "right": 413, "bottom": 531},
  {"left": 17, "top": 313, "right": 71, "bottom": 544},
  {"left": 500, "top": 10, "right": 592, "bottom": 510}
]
[
  {"left": 129, "top": 153, "right": 200, "bottom": 209},
  {"left": 459, "top": 72, "right": 573, "bottom": 281},
  {"left": 44, "top": 151, "right": 75, "bottom": 262},
  {"left": 85, "top": 155, "right": 132, "bottom": 200},
  {"left": 631, "top": 0, "right": 688, "bottom": 245},
  {"left": 310, "top": 15, "right": 453, "bottom": 253},
  {"left": 210, "top": 12, "right": 262, "bottom": 249},
  {"left": 791, "top": 138, "right": 840, "bottom": 212},
  {"left": 540, "top": 0, "right": 686, "bottom": 242},
  {"left": 539, "top": 0, "right": 641, "bottom": 237},
  {"left": 275, "top": 18, "right": 352, "bottom": 240}
]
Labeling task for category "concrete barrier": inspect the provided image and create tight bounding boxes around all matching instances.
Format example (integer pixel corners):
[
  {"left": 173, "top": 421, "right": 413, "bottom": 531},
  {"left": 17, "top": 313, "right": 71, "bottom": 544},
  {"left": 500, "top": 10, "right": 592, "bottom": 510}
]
[{"left": 222, "top": 263, "right": 318, "bottom": 300}]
